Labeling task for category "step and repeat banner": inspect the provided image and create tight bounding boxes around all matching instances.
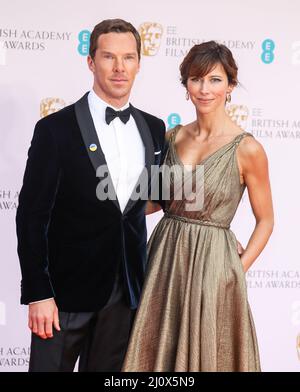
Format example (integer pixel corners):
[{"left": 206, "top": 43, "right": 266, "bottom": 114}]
[{"left": 0, "top": 0, "right": 299, "bottom": 371}]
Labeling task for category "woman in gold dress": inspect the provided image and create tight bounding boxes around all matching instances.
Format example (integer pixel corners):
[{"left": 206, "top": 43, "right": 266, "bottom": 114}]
[{"left": 123, "top": 41, "right": 274, "bottom": 372}]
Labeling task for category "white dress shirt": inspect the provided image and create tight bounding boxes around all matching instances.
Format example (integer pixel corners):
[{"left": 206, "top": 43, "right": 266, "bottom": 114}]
[
  {"left": 30, "top": 90, "right": 146, "bottom": 304},
  {"left": 88, "top": 89, "right": 145, "bottom": 212}
]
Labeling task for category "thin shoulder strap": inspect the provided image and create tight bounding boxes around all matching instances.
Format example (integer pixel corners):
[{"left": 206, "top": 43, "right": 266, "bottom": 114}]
[
  {"left": 168, "top": 125, "right": 182, "bottom": 144},
  {"left": 234, "top": 131, "right": 254, "bottom": 147}
]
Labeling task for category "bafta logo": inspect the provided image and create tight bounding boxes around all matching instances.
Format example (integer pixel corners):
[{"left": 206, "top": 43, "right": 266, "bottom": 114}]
[
  {"left": 226, "top": 104, "right": 249, "bottom": 129},
  {"left": 40, "top": 97, "right": 66, "bottom": 118},
  {"left": 297, "top": 333, "right": 300, "bottom": 360},
  {"left": 139, "top": 22, "right": 163, "bottom": 56}
]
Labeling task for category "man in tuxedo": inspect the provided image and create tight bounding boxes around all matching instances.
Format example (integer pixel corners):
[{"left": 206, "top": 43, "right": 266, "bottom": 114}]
[{"left": 16, "top": 19, "right": 165, "bottom": 372}]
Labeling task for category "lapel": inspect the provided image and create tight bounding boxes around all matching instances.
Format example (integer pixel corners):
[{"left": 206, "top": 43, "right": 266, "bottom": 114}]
[
  {"left": 74, "top": 93, "right": 120, "bottom": 211},
  {"left": 123, "top": 105, "right": 155, "bottom": 215},
  {"left": 74, "top": 93, "right": 155, "bottom": 216}
]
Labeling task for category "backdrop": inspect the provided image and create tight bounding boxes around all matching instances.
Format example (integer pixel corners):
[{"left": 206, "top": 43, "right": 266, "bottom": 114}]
[{"left": 0, "top": 0, "right": 299, "bottom": 371}]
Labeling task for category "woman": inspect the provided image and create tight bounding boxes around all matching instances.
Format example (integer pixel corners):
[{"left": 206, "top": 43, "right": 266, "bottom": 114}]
[{"left": 122, "top": 41, "right": 274, "bottom": 371}]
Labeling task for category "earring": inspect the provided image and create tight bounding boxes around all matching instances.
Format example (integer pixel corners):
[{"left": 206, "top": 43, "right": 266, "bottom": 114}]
[
  {"left": 226, "top": 93, "right": 231, "bottom": 103},
  {"left": 186, "top": 91, "right": 190, "bottom": 100}
]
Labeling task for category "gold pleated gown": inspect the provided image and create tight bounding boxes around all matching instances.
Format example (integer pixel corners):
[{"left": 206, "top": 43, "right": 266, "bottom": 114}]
[{"left": 123, "top": 126, "right": 261, "bottom": 372}]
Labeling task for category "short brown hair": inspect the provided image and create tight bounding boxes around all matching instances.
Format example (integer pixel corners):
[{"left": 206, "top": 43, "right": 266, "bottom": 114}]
[
  {"left": 180, "top": 41, "right": 238, "bottom": 87},
  {"left": 89, "top": 19, "right": 141, "bottom": 60}
]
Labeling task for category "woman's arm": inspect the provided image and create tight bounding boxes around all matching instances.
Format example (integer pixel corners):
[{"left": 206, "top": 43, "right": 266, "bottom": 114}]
[
  {"left": 145, "top": 201, "right": 162, "bottom": 215},
  {"left": 237, "top": 137, "right": 274, "bottom": 272},
  {"left": 145, "top": 128, "right": 174, "bottom": 216}
]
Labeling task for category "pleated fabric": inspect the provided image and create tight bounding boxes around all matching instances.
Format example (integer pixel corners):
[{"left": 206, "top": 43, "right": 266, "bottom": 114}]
[{"left": 122, "top": 126, "right": 260, "bottom": 372}]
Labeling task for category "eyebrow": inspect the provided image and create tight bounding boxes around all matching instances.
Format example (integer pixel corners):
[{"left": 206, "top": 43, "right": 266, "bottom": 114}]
[
  {"left": 190, "top": 73, "right": 224, "bottom": 78},
  {"left": 100, "top": 50, "right": 138, "bottom": 56},
  {"left": 124, "top": 52, "right": 138, "bottom": 56}
]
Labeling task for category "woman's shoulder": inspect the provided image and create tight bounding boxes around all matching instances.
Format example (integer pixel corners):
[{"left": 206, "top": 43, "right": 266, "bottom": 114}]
[
  {"left": 165, "top": 121, "right": 197, "bottom": 142},
  {"left": 239, "top": 132, "right": 263, "bottom": 152},
  {"left": 237, "top": 132, "right": 268, "bottom": 166},
  {"left": 165, "top": 124, "right": 183, "bottom": 142}
]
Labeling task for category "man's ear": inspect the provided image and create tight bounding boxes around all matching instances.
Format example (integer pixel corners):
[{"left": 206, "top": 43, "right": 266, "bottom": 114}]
[{"left": 87, "top": 55, "right": 94, "bottom": 73}]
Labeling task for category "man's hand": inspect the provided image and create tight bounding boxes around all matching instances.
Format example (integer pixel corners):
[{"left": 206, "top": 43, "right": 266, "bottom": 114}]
[
  {"left": 28, "top": 298, "right": 60, "bottom": 339},
  {"left": 237, "top": 240, "right": 244, "bottom": 256}
]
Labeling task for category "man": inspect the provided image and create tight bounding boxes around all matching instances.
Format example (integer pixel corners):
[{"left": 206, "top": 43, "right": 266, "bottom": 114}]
[{"left": 16, "top": 19, "right": 166, "bottom": 372}]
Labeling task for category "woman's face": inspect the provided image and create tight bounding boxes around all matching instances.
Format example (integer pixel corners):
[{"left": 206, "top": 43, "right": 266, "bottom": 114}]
[{"left": 186, "top": 62, "right": 233, "bottom": 115}]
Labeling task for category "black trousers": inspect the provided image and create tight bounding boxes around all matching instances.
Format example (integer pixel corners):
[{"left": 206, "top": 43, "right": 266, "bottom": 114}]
[{"left": 29, "top": 276, "right": 135, "bottom": 372}]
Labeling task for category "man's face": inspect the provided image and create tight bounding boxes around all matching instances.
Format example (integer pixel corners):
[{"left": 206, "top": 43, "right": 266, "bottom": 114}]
[{"left": 87, "top": 32, "right": 140, "bottom": 107}]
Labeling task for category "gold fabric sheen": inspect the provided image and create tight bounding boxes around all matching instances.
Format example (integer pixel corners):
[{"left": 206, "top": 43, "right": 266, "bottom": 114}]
[{"left": 122, "top": 126, "right": 261, "bottom": 372}]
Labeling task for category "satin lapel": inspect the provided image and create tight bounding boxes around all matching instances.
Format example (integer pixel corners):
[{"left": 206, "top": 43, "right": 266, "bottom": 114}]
[
  {"left": 74, "top": 93, "right": 120, "bottom": 211},
  {"left": 123, "top": 105, "right": 155, "bottom": 215}
]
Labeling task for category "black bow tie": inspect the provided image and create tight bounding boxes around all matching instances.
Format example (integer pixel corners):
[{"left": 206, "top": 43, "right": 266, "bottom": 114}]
[{"left": 105, "top": 106, "right": 131, "bottom": 125}]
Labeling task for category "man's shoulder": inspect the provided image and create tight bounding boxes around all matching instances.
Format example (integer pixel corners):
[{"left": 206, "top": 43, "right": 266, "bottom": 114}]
[
  {"left": 134, "top": 108, "right": 165, "bottom": 135},
  {"left": 135, "top": 108, "right": 164, "bottom": 125},
  {"left": 36, "top": 103, "right": 76, "bottom": 128}
]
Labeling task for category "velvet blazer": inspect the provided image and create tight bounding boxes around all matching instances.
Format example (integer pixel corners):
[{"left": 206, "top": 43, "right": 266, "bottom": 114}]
[{"left": 16, "top": 93, "right": 166, "bottom": 312}]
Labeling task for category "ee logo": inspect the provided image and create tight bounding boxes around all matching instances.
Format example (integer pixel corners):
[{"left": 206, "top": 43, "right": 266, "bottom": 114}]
[
  {"left": 78, "top": 30, "right": 91, "bottom": 56},
  {"left": 167, "top": 113, "right": 181, "bottom": 130},
  {"left": 261, "top": 39, "right": 275, "bottom": 64}
]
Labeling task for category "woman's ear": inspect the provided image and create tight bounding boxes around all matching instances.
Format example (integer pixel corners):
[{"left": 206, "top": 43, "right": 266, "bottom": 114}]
[{"left": 227, "top": 84, "right": 234, "bottom": 94}]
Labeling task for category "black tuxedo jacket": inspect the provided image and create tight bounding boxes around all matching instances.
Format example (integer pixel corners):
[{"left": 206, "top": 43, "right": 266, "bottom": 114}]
[{"left": 16, "top": 93, "right": 166, "bottom": 312}]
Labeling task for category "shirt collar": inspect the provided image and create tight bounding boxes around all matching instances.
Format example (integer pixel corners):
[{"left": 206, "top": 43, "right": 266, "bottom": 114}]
[{"left": 88, "top": 89, "right": 130, "bottom": 123}]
